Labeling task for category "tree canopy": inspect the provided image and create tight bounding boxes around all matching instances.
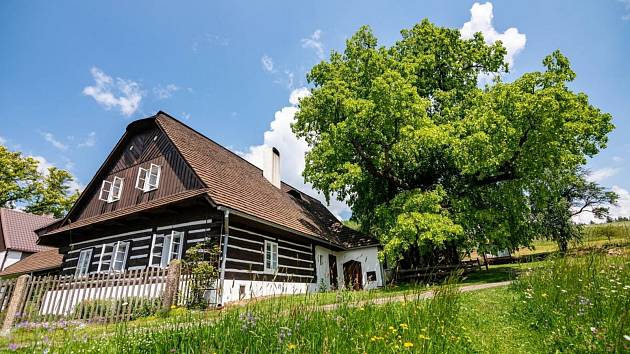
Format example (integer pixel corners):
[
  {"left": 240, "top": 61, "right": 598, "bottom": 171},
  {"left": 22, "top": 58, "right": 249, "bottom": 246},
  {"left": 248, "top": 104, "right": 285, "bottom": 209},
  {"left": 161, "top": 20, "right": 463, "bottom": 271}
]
[
  {"left": 0, "top": 145, "right": 79, "bottom": 218},
  {"left": 292, "top": 20, "right": 614, "bottom": 264}
]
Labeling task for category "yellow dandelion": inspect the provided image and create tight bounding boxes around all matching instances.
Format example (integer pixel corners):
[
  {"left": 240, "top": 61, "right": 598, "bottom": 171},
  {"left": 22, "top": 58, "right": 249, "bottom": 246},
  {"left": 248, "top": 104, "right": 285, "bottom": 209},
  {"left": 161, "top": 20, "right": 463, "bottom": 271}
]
[
  {"left": 399, "top": 323, "right": 408, "bottom": 329},
  {"left": 170, "top": 305, "right": 177, "bottom": 309},
  {"left": 388, "top": 326, "right": 395, "bottom": 330},
  {"left": 404, "top": 342, "right": 414, "bottom": 348},
  {"left": 287, "top": 343, "right": 297, "bottom": 350}
]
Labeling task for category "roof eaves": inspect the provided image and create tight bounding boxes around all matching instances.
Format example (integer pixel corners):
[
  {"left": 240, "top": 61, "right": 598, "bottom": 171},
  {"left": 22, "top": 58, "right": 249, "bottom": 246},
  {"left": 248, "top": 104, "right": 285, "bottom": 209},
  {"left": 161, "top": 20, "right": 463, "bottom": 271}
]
[{"left": 218, "top": 205, "right": 347, "bottom": 251}]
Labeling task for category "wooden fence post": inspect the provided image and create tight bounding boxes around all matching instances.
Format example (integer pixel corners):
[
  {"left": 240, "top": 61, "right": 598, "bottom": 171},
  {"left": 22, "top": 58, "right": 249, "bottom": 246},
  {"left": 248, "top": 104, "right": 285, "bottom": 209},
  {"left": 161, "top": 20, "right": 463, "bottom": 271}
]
[
  {"left": 1, "top": 275, "right": 30, "bottom": 334},
  {"left": 162, "top": 260, "right": 182, "bottom": 311}
]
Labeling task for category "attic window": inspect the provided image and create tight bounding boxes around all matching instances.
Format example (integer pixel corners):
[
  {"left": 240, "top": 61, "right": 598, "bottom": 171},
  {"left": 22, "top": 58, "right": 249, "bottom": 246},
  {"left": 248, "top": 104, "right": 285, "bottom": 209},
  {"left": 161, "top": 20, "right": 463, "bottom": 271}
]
[
  {"left": 99, "top": 176, "right": 123, "bottom": 203},
  {"left": 287, "top": 190, "right": 302, "bottom": 200},
  {"left": 136, "top": 164, "right": 161, "bottom": 192}
]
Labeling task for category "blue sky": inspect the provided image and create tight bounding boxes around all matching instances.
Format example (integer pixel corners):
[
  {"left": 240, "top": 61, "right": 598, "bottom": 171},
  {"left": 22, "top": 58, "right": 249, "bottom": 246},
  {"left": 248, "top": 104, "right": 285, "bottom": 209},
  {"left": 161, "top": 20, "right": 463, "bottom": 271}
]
[{"left": 0, "top": 0, "right": 628, "bottom": 220}]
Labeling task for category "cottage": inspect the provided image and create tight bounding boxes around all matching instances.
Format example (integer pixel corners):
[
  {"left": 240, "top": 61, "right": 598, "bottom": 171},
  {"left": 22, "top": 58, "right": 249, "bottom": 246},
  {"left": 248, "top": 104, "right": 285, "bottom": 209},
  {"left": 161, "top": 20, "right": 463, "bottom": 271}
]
[
  {"left": 37, "top": 112, "right": 384, "bottom": 305},
  {"left": 0, "top": 208, "right": 58, "bottom": 271}
]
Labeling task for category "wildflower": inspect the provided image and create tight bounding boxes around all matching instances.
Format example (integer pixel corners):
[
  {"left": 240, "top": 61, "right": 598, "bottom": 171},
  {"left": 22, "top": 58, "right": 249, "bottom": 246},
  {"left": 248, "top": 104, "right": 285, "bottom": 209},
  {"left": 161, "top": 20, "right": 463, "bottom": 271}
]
[
  {"left": 403, "top": 342, "right": 414, "bottom": 348},
  {"left": 419, "top": 334, "right": 431, "bottom": 340},
  {"left": 591, "top": 327, "right": 598, "bottom": 335},
  {"left": 542, "top": 293, "right": 548, "bottom": 298},
  {"left": 388, "top": 326, "right": 395, "bottom": 330},
  {"left": 287, "top": 343, "right": 297, "bottom": 350},
  {"left": 7, "top": 343, "right": 21, "bottom": 351},
  {"left": 171, "top": 305, "right": 177, "bottom": 309},
  {"left": 399, "top": 323, "right": 408, "bottom": 330}
]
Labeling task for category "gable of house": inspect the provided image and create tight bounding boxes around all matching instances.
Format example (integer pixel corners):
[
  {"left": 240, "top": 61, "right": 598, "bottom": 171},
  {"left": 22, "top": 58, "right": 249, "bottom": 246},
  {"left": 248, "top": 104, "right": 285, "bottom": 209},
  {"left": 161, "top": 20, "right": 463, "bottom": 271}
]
[{"left": 62, "top": 120, "right": 205, "bottom": 225}]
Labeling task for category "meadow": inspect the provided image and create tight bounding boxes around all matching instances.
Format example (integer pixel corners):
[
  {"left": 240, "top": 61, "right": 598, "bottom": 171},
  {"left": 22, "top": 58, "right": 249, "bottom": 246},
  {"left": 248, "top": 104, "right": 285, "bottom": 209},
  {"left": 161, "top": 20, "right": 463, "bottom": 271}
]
[{"left": 2, "top": 223, "right": 629, "bottom": 353}]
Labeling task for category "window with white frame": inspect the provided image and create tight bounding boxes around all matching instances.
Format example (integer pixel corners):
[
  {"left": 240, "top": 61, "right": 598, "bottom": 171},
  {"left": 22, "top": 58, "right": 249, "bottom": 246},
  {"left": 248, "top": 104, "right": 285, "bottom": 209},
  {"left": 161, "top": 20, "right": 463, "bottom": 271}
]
[
  {"left": 75, "top": 248, "right": 93, "bottom": 277},
  {"left": 264, "top": 240, "right": 278, "bottom": 273},
  {"left": 99, "top": 176, "right": 123, "bottom": 203},
  {"left": 149, "top": 230, "right": 184, "bottom": 268},
  {"left": 97, "top": 241, "right": 130, "bottom": 272},
  {"left": 135, "top": 164, "right": 161, "bottom": 192}
]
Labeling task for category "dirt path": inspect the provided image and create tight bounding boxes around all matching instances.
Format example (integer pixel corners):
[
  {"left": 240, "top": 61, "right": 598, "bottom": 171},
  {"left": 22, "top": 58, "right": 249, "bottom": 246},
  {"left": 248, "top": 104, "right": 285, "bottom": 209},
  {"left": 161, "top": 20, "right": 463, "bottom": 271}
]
[{"left": 317, "top": 281, "right": 512, "bottom": 311}]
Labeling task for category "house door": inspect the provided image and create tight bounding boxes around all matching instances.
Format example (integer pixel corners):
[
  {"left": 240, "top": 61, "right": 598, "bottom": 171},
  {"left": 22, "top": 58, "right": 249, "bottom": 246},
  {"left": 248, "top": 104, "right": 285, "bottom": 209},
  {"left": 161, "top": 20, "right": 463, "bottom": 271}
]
[
  {"left": 343, "top": 260, "right": 363, "bottom": 290},
  {"left": 328, "top": 255, "right": 338, "bottom": 290}
]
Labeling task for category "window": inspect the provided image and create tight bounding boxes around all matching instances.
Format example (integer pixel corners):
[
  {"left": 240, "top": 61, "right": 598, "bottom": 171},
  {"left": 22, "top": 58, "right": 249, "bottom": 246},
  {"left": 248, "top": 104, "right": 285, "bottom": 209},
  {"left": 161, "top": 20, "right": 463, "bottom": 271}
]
[
  {"left": 264, "top": 240, "right": 278, "bottom": 273},
  {"left": 97, "top": 241, "right": 130, "bottom": 272},
  {"left": 99, "top": 176, "right": 123, "bottom": 203},
  {"left": 75, "top": 248, "right": 93, "bottom": 277},
  {"left": 149, "top": 230, "right": 184, "bottom": 268},
  {"left": 135, "top": 164, "right": 161, "bottom": 192}
]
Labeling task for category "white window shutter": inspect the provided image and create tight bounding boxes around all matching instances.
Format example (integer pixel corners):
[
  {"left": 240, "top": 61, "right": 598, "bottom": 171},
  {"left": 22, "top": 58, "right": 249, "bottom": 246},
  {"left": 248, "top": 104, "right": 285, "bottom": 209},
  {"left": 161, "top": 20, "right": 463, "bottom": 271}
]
[
  {"left": 136, "top": 168, "right": 148, "bottom": 191},
  {"left": 147, "top": 164, "right": 161, "bottom": 190},
  {"left": 99, "top": 180, "right": 112, "bottom": 201},
  {"left": 111, "top": 177, "right": 123, "bottom": 201},
  {"left": 149, "top": 233, "right": 165, "bottom": 268}
]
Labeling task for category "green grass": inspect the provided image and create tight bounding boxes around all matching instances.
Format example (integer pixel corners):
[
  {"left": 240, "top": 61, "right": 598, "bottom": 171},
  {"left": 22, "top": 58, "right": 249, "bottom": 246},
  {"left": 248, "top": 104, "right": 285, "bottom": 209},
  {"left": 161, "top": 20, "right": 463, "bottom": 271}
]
[
  {"left": 5, "top": 252, "right": 630, "bottom": 353},
  {"left": 4, "top": 243, "right": 629, "bottom": 352},
  {"left": 460, "top": 287, "right": 546, "bottom": 353}
]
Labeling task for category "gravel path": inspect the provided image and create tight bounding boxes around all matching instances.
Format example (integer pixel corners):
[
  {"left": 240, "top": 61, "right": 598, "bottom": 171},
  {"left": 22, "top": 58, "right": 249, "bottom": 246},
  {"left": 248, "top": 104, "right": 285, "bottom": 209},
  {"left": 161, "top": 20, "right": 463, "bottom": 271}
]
[{"left": 317, "top": 281, "right": 513, "bottom": 311}]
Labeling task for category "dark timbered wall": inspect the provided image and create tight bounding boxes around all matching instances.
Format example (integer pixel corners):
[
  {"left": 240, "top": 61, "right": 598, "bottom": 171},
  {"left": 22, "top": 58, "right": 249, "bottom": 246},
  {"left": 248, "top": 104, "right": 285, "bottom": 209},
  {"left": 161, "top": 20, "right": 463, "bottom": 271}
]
[
  {"left": 72, "top": 125, "right": 203, "bottom": 222},
  {"left": 62, "top": 217, "right": 222, "bottom": 275},
  {"left": 224, "top": 221, "right": 316, "bottom": 283}
]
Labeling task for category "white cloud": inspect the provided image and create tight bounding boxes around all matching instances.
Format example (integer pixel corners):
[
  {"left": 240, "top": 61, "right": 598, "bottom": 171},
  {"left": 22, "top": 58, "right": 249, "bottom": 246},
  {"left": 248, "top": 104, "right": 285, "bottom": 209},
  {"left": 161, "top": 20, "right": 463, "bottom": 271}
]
[
  {"left": 289, "top": 87, "right": 310, "bottom": 105},
  {"left": 77, "top": 131, "right": 96, "bottom": 148},
  {"left": 612, "top": 156, "right": 624, "bottom": 162},
  {"left": 301, "top": 29, "right": 324, "bottom": 59},
  {"left": 0, "top": 136, "right": 6, "bottom": 145},
  {"left": 460, "top": 2, "right": 526, "bottom": 68},
  {"left": 261, "top": 55, "right": 274, "bottom": 72},
  {"left": 609, "top": 186, "right": 630, "bottom": 219},
  {"left": 153, "top": 84, "right": 179, "bottom": 100},
  {"left": 181, "top": 112, "right": 191, "bottom": 120},
  {"left": 240, "top": 87, "right": 351, "bottom": 219},
  {"left": 30, "top": 155, "right": 84, "bottom": 192},
  {"left": 83, "top": 67, "right": 143, "bottom": 117},
  {"left": 41, "top": 132, "right": 68, "bottom": 151},
  {"left": 30, "top": 155, "right": 55, "bottom": 175},
  {"left": 587, "top": 167, "right": 619, "bottom": 183},
  {"left": 573, "top": 185, "right": 630, "bottom": 224}
]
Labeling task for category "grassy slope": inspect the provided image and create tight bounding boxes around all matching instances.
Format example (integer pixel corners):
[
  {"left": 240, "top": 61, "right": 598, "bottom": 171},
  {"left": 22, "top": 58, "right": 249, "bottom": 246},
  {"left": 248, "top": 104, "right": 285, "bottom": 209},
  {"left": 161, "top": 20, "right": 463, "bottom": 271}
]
[{"left": 460, "top": 287, "right": 546, "bottom": 353}]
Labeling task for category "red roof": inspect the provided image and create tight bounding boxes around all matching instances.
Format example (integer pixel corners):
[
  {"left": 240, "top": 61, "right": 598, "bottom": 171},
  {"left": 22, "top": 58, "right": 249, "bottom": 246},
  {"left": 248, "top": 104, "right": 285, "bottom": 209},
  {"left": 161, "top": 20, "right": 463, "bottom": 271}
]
[
  {"left": 0, "top": 249, "right": 62, "bottom": 277},
  {"left": 0, "top": 208, "right": 56, "bottom": 253}
]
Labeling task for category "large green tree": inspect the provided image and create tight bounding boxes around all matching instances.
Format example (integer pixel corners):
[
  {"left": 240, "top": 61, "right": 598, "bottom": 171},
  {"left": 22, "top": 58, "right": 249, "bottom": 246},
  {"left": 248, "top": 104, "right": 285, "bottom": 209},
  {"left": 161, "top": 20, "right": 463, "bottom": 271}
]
[
  {"left": 292, "top": 20, "right": 614, "bottom": 265},
  {"left": 0, "top": 145, "right": 79, "bottom": 218}
]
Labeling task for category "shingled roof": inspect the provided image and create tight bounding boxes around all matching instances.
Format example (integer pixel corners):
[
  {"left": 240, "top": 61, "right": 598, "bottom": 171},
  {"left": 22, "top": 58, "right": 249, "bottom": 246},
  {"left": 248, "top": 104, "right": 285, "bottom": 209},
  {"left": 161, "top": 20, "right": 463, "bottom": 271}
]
[
  {"left": 0, "top": 208, "right": 56, "bottom": 253},
  {"left": 155, "top": 112, "right": 378, "bottom": 249},
  {"left": 0, "top": 249, "right": 62, "bottom": 277},
  {"left": 41, "top": 112, "right": 379, "bottom": 250}
]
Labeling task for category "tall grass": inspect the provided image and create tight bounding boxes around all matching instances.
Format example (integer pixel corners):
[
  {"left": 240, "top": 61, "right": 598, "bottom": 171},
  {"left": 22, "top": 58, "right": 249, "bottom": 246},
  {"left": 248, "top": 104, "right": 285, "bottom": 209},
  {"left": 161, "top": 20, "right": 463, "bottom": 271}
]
[
  {"left": 10, "top": 281, "right": 470, "bottom": 353},
  {"left": 512, "top": 253, "right": 630, "bottom": 353}
]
